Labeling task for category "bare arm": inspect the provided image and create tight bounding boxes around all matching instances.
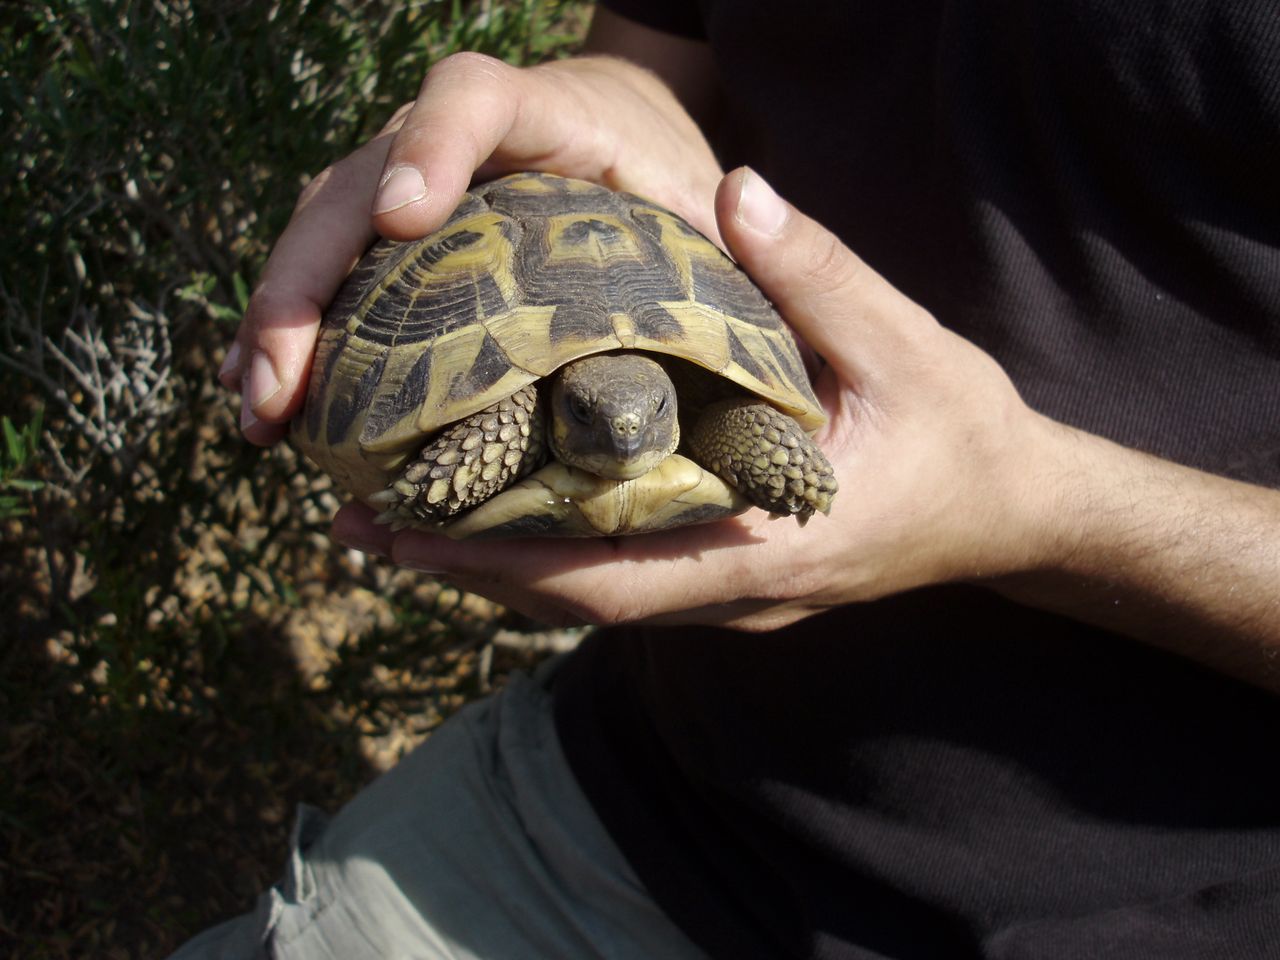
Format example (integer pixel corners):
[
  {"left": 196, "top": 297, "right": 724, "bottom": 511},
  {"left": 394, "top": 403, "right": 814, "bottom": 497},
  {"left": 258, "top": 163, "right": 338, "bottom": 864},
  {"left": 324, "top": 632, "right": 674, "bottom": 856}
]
[
  {"left": 585, "top": 11, "right": 1280, "bottom": 688},
  {"left": 992, "top": 425, "right": 1280, "bottom": 688},
  {"left": 221, "top": 9, "right": 723, "bottom": 446},
  {"left": 220, "top": 6, "right": 1280, "bottom": 693},
  {"left": 367, "top": 169, "right": 1280, "bottom": 694}
]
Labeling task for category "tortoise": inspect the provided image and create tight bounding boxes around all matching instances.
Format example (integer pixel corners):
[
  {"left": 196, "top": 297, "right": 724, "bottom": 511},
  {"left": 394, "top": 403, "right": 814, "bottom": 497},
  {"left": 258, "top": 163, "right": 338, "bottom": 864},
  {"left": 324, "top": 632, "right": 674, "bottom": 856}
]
[{"left": 293, "top": 172, "right": 837, "bottom": 539}]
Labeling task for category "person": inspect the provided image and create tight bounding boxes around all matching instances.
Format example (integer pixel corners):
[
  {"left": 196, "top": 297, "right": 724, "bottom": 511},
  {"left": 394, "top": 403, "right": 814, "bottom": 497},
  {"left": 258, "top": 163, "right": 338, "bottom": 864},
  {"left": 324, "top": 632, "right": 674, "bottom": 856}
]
[{"left": 183, "top": 2, "right": 1280, "bottom": 957}]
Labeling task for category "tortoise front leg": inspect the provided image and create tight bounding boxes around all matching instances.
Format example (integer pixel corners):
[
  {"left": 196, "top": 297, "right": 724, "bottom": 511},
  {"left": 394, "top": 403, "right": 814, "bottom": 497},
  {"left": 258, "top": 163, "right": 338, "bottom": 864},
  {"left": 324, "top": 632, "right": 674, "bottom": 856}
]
[
  {"left": 686, "top": 398, "right": 838, "bottom": 523},
  {"left": 372, "top": 384, "right": 545, "bottom": 530}
]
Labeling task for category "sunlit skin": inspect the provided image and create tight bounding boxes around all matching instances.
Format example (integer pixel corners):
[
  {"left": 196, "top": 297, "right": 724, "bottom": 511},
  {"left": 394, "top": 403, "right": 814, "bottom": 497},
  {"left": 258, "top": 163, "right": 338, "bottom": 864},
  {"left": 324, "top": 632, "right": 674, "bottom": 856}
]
[{"left": 221, "top": 10, "right": 1280, "bottom": 692}]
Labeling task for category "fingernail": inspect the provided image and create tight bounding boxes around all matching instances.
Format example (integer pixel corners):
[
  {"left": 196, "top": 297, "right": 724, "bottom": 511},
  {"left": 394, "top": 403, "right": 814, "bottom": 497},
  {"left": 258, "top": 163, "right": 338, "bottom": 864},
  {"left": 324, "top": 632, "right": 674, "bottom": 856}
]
[
  {"left": 218, "top": 340, "right": 243, "bottom": 383},
  {"left": 240, "top": 397, "right": 258, "bottom": 431},
  {"left": 374, "top": 166, "right": 426, "bottom": 215},
  {"left": 245, "top": 350, "right": 281, "bottom": 410},
  {"left": 736, "top": 168, "right": 788, "bottom": 237}
]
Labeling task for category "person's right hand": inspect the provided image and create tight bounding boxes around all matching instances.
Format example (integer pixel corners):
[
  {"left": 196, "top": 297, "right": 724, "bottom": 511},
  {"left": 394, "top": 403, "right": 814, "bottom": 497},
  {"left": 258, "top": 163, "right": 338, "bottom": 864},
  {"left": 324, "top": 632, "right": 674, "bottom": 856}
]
[{"left": 218, "top": 50, "right": 724, "bottom": 447}]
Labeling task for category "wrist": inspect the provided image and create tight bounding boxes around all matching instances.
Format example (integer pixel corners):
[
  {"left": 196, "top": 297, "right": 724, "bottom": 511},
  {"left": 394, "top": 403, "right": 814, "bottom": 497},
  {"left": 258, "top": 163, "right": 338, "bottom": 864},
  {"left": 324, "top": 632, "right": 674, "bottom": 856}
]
[
  {"left": 980, "top": 417, "right": 1280, "bottom": 682},
  {"left": 975, "top": 414, "right": 1125, "bottom": 588}
]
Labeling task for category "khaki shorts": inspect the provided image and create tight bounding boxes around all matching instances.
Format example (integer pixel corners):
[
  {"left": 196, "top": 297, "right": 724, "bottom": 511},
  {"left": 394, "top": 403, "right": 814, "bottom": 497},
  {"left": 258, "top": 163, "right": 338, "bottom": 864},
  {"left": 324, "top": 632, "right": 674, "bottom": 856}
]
[{"left": 168, "top": 657, "right": 706, "bottom": 960}]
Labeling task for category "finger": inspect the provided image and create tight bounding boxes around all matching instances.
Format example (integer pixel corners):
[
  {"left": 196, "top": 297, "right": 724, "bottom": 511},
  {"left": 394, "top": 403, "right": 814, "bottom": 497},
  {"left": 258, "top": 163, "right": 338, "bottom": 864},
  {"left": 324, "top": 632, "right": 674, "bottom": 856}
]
[
  {"left": 330, "top": 504, "right": 591, "bottom": 626},
  {"left": 714, "top": 167, "right": 943, "bottom": 384},
  {"left": 440, "top": 574, "right": 805, "bottom": 632},
  {"left": 331, "top": 501, "right": 395, "bottom": 557},
  {"left": 221, "top": 133, "right": 395, "bottom": 435},
  {"left": 331, "top": 487, "right": 826, "bottom": 630},
  {"left": 371, "top": 53, "right": 725, "bottom": 244},
  {"left": 372, "top": 53, "right": 557, "bottom": 239},
  {"left": 385, "top": 516, "right": 786, "bottom": 626}
]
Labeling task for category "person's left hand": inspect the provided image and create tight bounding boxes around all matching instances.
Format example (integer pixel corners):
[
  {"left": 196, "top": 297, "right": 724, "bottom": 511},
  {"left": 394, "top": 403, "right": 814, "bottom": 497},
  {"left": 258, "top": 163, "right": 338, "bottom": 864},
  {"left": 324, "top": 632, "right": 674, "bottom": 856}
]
[{"left": 332, "top": 167, "right": 1058, "bottom": 630}]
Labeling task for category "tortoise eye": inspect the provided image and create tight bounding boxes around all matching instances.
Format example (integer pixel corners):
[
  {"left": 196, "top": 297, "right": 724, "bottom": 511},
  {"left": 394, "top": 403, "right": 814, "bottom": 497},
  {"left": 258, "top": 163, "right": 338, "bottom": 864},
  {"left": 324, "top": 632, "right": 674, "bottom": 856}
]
[
  {"left": 655, "top": 394, "right": 669, "bottom": 418},
  {"left": 570, "top": 395, "right": 593, "bottom": 424}
]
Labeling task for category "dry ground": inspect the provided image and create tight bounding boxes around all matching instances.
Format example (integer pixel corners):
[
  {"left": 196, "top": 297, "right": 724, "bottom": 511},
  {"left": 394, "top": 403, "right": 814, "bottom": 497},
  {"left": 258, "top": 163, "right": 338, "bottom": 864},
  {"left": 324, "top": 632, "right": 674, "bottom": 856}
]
[{"left": 1, "top": 395, "right": 583, "bottom": 957}]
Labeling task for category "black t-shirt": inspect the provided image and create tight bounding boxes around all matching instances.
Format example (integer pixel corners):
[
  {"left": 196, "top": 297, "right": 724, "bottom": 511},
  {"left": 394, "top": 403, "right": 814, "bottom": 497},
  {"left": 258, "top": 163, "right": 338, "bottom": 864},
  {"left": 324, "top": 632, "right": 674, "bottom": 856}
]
[{"left": 552, "top": 2, "right": 1280, "bottom": 957}]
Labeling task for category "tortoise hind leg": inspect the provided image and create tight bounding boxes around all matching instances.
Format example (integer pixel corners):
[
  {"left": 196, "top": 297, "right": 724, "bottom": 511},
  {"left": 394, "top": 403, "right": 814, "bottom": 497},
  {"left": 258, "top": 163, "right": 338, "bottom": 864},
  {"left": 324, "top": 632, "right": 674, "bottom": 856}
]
[
  {"left": 372, "top": 384, "right": 545, "bottom": 530},
  {"left": 686, "top": 398, "right": 838, "bottom": 523}
]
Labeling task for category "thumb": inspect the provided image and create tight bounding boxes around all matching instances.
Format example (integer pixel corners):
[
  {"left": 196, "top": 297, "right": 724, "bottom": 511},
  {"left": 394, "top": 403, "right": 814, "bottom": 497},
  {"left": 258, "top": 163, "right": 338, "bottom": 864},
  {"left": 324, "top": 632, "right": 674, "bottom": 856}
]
[{"left": 714, "top": 167, "right": 940, "bottom": 380}]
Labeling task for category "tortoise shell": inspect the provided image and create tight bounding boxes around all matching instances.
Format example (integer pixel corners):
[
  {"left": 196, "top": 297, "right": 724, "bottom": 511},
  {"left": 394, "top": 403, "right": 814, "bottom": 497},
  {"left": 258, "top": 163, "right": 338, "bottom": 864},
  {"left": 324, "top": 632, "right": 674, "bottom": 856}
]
[{"left": 293, "top": 172, "right": 825, "bottom": 533}]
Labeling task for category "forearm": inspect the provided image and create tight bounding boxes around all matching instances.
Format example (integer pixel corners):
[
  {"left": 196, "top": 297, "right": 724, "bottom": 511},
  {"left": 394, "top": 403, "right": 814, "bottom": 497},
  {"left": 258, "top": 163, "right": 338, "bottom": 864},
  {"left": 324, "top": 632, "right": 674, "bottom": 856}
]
[{"left": 993, "top": 416, "right": 1280, "bottom": 691}]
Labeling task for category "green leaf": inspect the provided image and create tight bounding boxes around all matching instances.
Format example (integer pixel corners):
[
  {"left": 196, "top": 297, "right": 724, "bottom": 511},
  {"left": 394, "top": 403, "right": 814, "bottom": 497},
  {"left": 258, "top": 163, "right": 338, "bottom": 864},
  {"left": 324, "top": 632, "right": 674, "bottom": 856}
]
[
  {"left": 28, "top": 406, "right": 44, "bottom": 451},
  {"left": 2, "top": 416, "right": 23, "bottom": 467},
  {"left": 209, "top": 302, "right": 242, "bottom": 324},
  {"left": 232, "top": 272, "right": 251, "bottom": 312}
]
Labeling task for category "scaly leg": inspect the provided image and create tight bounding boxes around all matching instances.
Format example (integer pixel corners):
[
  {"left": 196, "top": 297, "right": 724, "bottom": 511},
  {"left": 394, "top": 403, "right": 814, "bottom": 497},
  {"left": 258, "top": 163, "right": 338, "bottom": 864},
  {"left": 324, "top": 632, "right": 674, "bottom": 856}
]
[
  {"left": 373, "top": 384, "right": 544, "bottom": 529},
  {"left": 686, "top": 398, "right": 838, "bottom": 523}
]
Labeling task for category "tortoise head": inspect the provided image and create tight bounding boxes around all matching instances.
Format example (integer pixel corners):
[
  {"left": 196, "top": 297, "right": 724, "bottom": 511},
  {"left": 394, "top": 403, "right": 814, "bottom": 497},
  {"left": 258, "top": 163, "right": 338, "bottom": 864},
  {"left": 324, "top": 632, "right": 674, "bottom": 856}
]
[{"left": 549, "top": 353, "right": 679, "bottom": 481}]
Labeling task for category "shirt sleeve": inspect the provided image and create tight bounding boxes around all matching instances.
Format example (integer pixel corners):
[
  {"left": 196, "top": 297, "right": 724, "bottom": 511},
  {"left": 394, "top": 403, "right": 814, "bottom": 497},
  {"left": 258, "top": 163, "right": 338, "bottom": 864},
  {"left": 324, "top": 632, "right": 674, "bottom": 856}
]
[{"left": 597, "top": 0, "right": 707, "bottom": 40}]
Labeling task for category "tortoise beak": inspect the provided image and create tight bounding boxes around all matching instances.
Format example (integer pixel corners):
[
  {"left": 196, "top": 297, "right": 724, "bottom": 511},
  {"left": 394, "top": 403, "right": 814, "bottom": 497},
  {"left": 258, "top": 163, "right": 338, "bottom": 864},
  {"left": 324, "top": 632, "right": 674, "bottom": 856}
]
[{"left": 610, "top": 429, "right": 644, "bottom": 462}]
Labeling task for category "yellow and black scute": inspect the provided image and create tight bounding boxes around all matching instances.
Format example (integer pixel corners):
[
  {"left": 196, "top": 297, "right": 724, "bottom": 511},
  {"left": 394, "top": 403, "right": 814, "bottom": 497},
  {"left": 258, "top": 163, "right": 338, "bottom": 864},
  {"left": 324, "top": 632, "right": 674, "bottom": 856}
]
[{"left": 293, "top": 172, "right": 829, "bottom": 537}]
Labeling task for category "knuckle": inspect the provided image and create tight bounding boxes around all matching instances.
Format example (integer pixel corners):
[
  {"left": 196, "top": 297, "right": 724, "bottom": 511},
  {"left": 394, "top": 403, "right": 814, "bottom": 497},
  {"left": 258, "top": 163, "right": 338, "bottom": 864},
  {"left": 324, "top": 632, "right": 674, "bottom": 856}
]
[
  {"left": 803, "top": 229, "right": 860, "bottom": 291},
  {"left": 292, "top": 158, "right": 361, "bottom": 217},
  {"left": 293, "top": 165, "right": 335, "bottom": 213},
  {"left": 408, "top": 53, "right": 522, "bottom": 166},
  {"left": 425, "top": 51, "right": 512, "bottom": 90},
  {"left": 903, "top": 302, "right": 943, "bottom": 342},
  {"left": 378, "top": 99, "right": 417, "bottom": 136},
  {"left": 242, "top": 283, "right": 319, "bottom": 345},
  {"left": 903, "top": 300, "right": 939, "bottom": 327},
  {"left": 242, "top": 282, "right": 288, "bottom": 329}
]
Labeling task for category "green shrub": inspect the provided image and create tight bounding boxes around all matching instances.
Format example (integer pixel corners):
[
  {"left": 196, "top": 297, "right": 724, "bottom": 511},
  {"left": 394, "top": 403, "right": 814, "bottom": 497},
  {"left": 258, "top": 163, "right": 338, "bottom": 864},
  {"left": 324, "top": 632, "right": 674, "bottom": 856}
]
[{"left": 1, "top": 2, "right": 588, "bottom": 954}]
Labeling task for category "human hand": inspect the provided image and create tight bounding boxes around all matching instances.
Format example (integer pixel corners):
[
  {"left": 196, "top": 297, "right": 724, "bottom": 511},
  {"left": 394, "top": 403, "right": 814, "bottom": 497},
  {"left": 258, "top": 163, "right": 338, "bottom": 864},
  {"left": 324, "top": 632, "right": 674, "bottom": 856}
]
[
  {"left": 332, "top": 168, "right": 1059, "bottom": 630},
  {"left": 218, "top": 52, "right": 723, "bottom": 446}
]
